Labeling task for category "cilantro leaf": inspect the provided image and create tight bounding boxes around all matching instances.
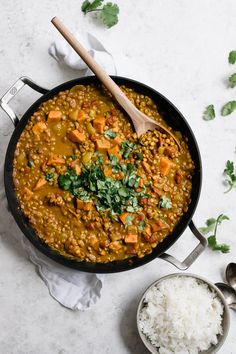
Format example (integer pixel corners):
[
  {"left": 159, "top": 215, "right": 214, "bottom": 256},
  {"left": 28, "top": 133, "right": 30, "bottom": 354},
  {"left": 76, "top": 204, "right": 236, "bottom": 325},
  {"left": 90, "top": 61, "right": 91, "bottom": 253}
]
[
  {"left": 228, "top": 51, "right": 236, "bottom": 64},
  {"left": 224, "top": 160, "right": 236, "bottom": 193},
  {"left": 27, "top": 160, "right": 34, "bottom": 168},
  {"left": 81, "top": 0, "right": 104, "bottom": 13},
  {"left": 104, "top": 129, "right": 117, "bottom": 139},
  {"left": 100, "top": 3, "right": 119, "bottom": 28},
  {"left": 138, "top": 220, "right": 146, "bottom": 231},
  {"left": 125, "top": 215, "right": 133, "bottom": 226},
  {"left": 199, "top": 214, "right": 230, "bottom": 253},
  {"left": 45, "top": 173, "right": 54, "bottom": 182},
  {"left": 159, "top": 195, "right": 172, "bottom": 209},
  {"left": 120, "top": 141, "right": 137, "bottom": 159},
  {"left": 203, "top": 104, "right": 215, "bottom": 121},
  {"left": 221, "top": 101, "right": 236, "bottom": 116},
  {"left": 228, "top": 73, "right": 236, "bottom": 88}
]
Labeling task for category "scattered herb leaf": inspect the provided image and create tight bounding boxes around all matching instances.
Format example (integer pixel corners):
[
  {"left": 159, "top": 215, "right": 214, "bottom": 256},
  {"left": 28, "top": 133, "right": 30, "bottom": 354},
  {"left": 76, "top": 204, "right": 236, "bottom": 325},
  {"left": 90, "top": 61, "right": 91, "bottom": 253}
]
[
  {"left": 221, "top": 101, "right": 236, "bottom": 116},
  {"left": 81, "top": 0, "right": 103, "bottom": 13},
  {"left": 125, "top": 215, "right": 133, "bottom": 226},
  {"left": 104, "top": 129, "right": 117, "bottom": 139},
  {"left": 224, "top": 160, "right": 236, "bottom": 193},
  {"left": 120, "top": 141, "right": 137, "bottom": 159},
  {"left": 138, "top": 220, "right": 146, "bottom": 231},
  {"left": 81, "top": 0, "right": 119, "bottom": 28},
  {"left": 45, "top": 173, "right": 54, "bottom": 182},
  {"left": 159, "top": 195, "right": 172, "bottom": 209},
  {"left": 199, "top": 214, "right": 230, "bottom": 253},
  {"left": 135, "top": 152, "right": 143, "bottom": 160},
  {"left": 203, "top": 104, "right": 215, "bottom": 121},
  {"left": 228, "top": 50, "right": 236, "bottom": 64},
  {"left": 27, "top": 160, "right": 34, "bottom": 168},
  {"left": 228, "top": 73, "right": 236, "bottom": 88},
  {"left": 100, "top": 2, "right": 119, "bottom": 28}
]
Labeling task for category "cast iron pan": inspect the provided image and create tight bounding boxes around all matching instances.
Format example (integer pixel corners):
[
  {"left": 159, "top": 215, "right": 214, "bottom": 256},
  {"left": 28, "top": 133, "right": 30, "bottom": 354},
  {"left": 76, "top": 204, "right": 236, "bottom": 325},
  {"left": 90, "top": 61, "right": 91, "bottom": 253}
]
[{"left": 2, "top": 76, "right": 206, "bottom": 273}]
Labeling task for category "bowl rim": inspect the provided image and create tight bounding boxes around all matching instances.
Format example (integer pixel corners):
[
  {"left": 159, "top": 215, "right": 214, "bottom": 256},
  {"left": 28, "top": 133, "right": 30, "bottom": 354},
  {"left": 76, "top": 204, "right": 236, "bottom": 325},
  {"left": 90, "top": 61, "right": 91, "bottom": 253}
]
[{"left": 136, "top": 272, "right": 231, "bottom": 354}]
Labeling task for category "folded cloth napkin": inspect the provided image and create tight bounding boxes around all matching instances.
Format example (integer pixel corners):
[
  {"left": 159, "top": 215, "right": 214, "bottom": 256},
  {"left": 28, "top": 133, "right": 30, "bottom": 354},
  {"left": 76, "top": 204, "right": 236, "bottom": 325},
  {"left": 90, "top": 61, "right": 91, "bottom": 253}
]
[{"left": 0, "top": 31, "right": 150, "bottom": 311}]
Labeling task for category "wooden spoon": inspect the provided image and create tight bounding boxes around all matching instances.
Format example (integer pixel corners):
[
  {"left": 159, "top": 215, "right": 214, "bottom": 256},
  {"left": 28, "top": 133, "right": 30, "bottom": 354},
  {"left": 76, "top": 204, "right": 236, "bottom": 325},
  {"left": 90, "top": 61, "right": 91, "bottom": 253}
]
[{"left": 51, "top": 17, "right": 181, "bottom": 148}]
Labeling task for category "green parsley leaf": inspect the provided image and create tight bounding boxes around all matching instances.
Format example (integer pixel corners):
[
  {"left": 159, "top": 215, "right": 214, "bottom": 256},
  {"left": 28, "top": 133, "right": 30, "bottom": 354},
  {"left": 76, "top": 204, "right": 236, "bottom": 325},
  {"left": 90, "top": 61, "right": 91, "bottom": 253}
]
[
  {"left": 104, "top": 129, "right": 117, "bottom": 139},
  {"left": 224, "top": 160, "right": 236, "bottom": 193},
  {"left": 228, "top": 51, "right": 236, "bottom": 64},
  {"left": 27, "top": 160, "right": 34, "bottom": 168},
  {"left": 81, "top": 0, "right": 104, "bottom": 13},
  {"left": 203, "top": 105, "right": 215, "bottom": 121},
  {"left": 221, "top": 101, "right": 236, "bottom": 116},
  {"left": 109, "top": 154, "right": 119, "bottom": 165},
  {"left": 100, "top": 3, "right": 119, "bottom": 28},
  {"left": 45, "top": 173, "right": 54, "bottom": 182},
  {"left": 199, "top": 214, "right": 230, "bottom": 253},
  {"left": 159, "top": 195, "right": 172, "bottom": 209},
  {"left": 228, "top": 73, "right": 236, "bottom": 88},
  {"left": 138, "top": 220, "right": 146, "bottom": 231}
]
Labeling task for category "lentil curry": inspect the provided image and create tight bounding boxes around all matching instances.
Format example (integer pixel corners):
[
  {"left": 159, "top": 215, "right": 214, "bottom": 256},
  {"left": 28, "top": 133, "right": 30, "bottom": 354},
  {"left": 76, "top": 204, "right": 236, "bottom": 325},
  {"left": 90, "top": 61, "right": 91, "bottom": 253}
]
[{"left": 13, "top": 84, "right": 194, "bottom": 263}]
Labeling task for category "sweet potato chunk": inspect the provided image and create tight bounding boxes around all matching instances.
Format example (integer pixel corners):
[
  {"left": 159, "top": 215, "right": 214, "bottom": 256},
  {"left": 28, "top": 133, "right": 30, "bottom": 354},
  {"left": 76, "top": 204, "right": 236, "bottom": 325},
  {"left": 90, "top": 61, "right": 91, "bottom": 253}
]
[
  {"left": 47, "top": 156, "right": 65, "bottom": 166},
  {"left": 113, "top": 135, "right": 123, "bottom": 145},
  {"left": 150, "top": 219, "right": 169, "bottom": 232},
  {"left": 95, "top": 138, "right": 111, "bottom": 151},
  {"left": 68, "top": 130, "right": 86, "bottom": 143},
  {"left": 76, "top": 199, "right": 93, "bottom": 211},
  {"left": 124, "top": 234, "right": 138, "bottom": 244},
  {"left": 160, "top": 157, "right": 173, "bottom": 176},
  {"left": 34, "top": 178, "right": 47, "bottom": 191},
  {"left": 109, "top": 241, "right": 122, "bottom": 252},
  {"left": 104, "top": 166, "right": 113, "bottom": 177},
  {"left": 93, "top": 116, "right": 105, "bottom": 133},
  {"left": 23, "top": 187, "right": 33, "bottom": 201},
  {"left": 77, "top": 110, "right": 87, "bottom": 122},
  {"left": 47, "top": 110, "right": 62, "bottom": 122},
  {"left": 119, "top": 212, "right": 130, "bottom": 225},
  {"left": 108, "top": 145, "right": 121, "bottom": 159},
  {"left": 32, "top": 122, "right": 47, "bottom": 135}
]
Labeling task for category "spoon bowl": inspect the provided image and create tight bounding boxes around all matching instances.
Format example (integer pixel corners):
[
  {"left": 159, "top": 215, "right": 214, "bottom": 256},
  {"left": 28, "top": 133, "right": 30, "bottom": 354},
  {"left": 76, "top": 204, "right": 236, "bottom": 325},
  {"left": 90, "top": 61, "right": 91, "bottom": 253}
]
[
  {"left": 215, "top": 282, "right": 236, "bottom": 311},
  {"left": 226, "top": 262, "right": 236, "bottom": 291}
]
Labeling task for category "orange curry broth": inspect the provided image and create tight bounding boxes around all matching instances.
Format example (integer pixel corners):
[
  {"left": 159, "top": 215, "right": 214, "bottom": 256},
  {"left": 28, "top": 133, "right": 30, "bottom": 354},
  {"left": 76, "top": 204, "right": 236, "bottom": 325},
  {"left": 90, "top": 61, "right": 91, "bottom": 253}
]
[{"left": 13, "top": 84, "right": 194, "bottom": 263}]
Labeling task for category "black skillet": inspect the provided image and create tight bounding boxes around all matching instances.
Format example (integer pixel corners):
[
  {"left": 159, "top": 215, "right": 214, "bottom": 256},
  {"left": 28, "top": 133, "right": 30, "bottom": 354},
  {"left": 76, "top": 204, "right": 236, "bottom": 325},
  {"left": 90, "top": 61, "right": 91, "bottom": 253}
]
[{"left": 1, "top": 76, "right": 207, "bottom": 273}]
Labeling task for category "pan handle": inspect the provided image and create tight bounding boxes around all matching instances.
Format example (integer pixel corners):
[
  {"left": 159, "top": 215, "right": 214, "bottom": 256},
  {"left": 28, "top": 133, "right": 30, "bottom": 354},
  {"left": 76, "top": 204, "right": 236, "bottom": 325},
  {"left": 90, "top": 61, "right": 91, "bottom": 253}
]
[
  {"left": 159, "top": 220, "right": 207, "bottom": 270},
  {"left": 0, "top": 76, "right": 49, "bottom": 126}
]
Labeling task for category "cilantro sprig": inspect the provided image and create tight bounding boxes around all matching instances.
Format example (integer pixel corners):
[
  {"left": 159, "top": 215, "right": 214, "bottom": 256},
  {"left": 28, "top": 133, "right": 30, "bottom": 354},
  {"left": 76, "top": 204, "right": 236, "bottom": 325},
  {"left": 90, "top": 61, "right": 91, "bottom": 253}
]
[
  {"left": 81, "top": 0, "right": 119, "bottom": 28},
  {"left": 224, "top": 160, "right": 236, "bottom": 193},
  {"left": 221, "top": 101, "right": 236, "bottom": 116},
  {"left": 199, "top": 214, "right": 230, "bottom": 253},
  {"left": 228, "top": 51, "right": 236, "bottom": 64},
  {"left": 159, "top": 195, "right": 172, "bottom": 209}
]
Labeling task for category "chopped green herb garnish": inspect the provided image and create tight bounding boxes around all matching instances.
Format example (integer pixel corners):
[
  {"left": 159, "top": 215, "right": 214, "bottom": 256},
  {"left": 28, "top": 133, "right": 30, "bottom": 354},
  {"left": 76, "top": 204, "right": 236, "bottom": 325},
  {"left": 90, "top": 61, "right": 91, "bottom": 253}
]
[
  {"left": 81, "top": 0, "right": 119, "bottom": 28},
  {"left": 120, "top": 141, "right": 137, "bottom": 159},
  {"left": 138, "top": 220, "right": 146, "bottom": 231},
  {"left": 58, "top": 161, "right": 146, "bottom": 215},
  {"left": 27, "top": 160, "right": 34, "bottom": 168},
  {"left": 159, "top": 195, "right": 172, "bottom": 209},
  {"left": 104, "top": 129, "right": 117, "bottom": 139},
  {"left": 125, "top": 215, "right": 133, "bottom": 226},
  {"left": 70, "top": 155, "right": 78, "bottom": 160},
  {"left": 221, "top": 101, "right": 236, "bottom": 116},
  {"left": 45, "top": 173, "right": 54, "bottom": 182},
  {"left": 224, "top": 160, "right": 236, "bottom": 193},
  {"left": 203, "top": 105, "right": 215, "bottom": 121},
  {"left": 199, "top": 214, "right": 230, "bottom": 253},
  {"left": 228, "top": 73, "right": 236, "bottom": 88},
  {"left": 228, "top": 50, "right": 236, "bottom": 64},
  {"left": 135, "top": 152, "right": 143, "bottom": 160}
]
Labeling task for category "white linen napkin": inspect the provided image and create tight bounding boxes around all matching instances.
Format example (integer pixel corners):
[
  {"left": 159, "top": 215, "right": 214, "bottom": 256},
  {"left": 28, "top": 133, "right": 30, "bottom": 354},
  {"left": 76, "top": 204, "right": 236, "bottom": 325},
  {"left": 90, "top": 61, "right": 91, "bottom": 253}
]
[{"left": 0, "top": 31, "right": 150, "bottom": 311}]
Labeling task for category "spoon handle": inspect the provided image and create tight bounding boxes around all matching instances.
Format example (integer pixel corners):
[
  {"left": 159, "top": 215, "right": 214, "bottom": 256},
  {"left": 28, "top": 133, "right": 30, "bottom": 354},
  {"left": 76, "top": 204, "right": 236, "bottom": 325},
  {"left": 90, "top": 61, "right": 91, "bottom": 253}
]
[{"left": 51, "top": 17, "right": 133, "bottom": 113}]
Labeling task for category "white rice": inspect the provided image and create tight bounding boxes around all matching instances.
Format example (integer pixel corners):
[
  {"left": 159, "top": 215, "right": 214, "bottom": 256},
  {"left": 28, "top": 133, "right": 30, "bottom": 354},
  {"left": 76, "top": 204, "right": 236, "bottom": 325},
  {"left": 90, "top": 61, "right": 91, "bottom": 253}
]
[{"left": 138, "top": 276, "right": 224, "bottom": 354}]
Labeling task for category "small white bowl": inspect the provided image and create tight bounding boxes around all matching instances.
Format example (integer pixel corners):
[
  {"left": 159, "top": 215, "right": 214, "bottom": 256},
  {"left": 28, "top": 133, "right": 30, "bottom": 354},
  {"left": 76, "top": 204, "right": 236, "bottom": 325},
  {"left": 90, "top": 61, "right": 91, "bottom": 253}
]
[{"left": 137, "top": 273, "right": 230, "bottom": 354}]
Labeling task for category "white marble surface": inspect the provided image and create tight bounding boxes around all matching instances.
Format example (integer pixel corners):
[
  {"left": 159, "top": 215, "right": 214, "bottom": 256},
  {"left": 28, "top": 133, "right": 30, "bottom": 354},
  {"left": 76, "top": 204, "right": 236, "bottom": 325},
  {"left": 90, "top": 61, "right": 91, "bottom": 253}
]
[{"left": 0, "top": 0, "right": 236, "bottom": 353}]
